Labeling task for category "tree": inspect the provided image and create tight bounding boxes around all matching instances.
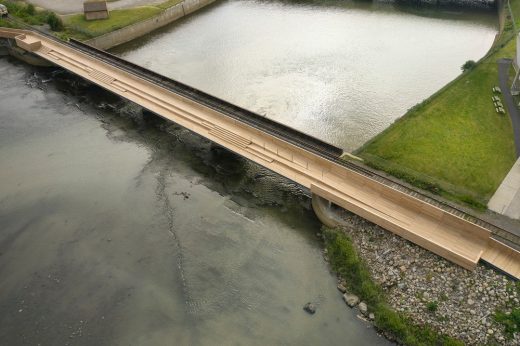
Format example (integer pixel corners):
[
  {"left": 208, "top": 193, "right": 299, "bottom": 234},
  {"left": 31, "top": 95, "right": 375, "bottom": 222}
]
[{"left": 461, "top": 60, "right": 476, "bottom": 73}]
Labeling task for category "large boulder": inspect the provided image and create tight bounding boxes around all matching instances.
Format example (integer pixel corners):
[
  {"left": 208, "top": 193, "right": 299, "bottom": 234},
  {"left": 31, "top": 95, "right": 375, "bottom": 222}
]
[
  {"left": 343, "top": 293, "right": 360, "bottom": 307},
  {"left": 358, "top": 301, "right": 368, "bottom": 316}
]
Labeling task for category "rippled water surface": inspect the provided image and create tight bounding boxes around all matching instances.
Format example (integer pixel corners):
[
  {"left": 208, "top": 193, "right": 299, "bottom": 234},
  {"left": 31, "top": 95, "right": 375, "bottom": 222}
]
[{"left": 113, "top": 0, "right": 497, "bottom": 151}]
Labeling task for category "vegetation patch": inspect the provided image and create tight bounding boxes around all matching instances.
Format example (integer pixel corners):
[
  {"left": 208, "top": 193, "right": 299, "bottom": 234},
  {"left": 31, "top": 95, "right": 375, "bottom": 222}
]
[
  {"left": 494, "top": 282, "right": 520, "bottom": 338},
  {"left": 356, "top": 2, "right": 518, "bottom": 208},
  {"left": 323, "top": 227, "right": 463, "bottom": 346},
  {"left": 495, "top": 308, "right": 520, "bottom": 336},
  {"left": 2, "top": 0, "right": 63, "bottom": 31},
  {"left": 426, "top": 301, "right": 439, "bottom": 313},
  {"left": 461, "top": 60, "right": 476, "bottom": 72}
]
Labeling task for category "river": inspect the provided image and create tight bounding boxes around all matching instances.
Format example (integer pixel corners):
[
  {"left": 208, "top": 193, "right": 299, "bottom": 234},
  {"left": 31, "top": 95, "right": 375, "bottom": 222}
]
[
  {"left": 0, "top": 59, "right": 390, "bottom": 344},
  {"left": 113, "top": 0, "right": 498, "bottom": 151},
  {"left": 0, "top": 1, "right": 498, "bottom": 345}
]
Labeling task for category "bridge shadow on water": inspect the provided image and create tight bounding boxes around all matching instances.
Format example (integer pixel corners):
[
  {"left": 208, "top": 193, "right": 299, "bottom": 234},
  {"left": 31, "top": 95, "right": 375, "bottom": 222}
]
[{"left": 26, "top": 60, "right": 321, "bottom": 229}]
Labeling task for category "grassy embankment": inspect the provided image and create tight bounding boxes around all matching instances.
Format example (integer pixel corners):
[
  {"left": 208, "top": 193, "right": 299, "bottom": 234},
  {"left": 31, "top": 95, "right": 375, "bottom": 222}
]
[
  {"left": 63, "top": 0, "right": 184, "bottom": 40},
  {"left": 356, "top": 1, "right": 519, "bottom": 210},
  {"left": 323, "top": 228, "right": 463, "bottom": 346},
  {"left": 0, "top": 0, "right": 185, "bottom": 40}
]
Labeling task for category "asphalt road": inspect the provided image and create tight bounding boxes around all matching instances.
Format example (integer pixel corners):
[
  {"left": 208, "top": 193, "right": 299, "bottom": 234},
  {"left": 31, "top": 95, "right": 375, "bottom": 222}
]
[
  {"left": 27, "top": 0, "right": 166, "bottom": 15},
  {"left": 497, "top": 58, "right": 520, "bottom": 158}
]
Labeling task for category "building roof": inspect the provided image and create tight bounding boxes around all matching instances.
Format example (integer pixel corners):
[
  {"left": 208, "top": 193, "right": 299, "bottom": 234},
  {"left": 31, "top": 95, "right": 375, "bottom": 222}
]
[{"left": 84, "top": 1, "right": 108, "bottom": 12}]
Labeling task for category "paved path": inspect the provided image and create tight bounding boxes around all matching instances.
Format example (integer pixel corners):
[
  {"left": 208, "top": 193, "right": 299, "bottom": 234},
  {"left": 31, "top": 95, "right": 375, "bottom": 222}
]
[
  {"left": 498, "top": 58, "right": 520, "bottom": 158},
  {"left": 489, "top": 60, "right": 520, "bottom": 220},
  {"left": 27, "top": 0, "right": 165, "bottom": 15},
  {"left": 489, "top": 158, "right": 520, "bottom": 220}
]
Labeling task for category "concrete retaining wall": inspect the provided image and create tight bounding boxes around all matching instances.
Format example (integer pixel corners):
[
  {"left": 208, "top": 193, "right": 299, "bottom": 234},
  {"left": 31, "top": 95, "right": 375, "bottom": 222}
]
[{"left": 85, "top": 0, "right": 217, "bottom": 50}]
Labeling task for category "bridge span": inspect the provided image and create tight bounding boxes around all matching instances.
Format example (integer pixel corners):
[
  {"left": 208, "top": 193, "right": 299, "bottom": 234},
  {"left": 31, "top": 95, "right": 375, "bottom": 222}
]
[{"left": 1, "top": 28, "right": 519, "bottom": 279}]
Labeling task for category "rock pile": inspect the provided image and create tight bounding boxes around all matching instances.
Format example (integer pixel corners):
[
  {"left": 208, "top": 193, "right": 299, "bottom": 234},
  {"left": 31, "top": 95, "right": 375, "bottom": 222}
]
[{"left": 331, "top": 212, "right": 519, "bottom": 345}]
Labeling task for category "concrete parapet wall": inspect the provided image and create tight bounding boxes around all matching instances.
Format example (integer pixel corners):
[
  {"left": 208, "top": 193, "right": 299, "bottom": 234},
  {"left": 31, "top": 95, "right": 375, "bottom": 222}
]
[{"left": 85, "top": 0, "right": 216, "bottom": 50}]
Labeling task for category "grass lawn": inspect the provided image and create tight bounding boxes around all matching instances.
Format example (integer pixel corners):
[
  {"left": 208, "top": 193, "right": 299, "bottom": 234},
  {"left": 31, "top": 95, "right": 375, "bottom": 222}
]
[
  {"left": 63, "top": 0, "right": 185, "bottom": 39},
  {"left": 64, "top": 6, "right": 162, "bottom": 39},
  {"left": 357, "top": 3, "right": 519, "bottom": 208}
]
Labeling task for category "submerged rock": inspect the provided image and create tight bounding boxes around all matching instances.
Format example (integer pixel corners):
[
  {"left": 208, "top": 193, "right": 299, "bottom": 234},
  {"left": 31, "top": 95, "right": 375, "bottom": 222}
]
[
  {"left": 303, "top": 302, "right": 316, "bottom": 314},
  {"left": 337, "top": 283, "right": 347, "bottom": 293}
]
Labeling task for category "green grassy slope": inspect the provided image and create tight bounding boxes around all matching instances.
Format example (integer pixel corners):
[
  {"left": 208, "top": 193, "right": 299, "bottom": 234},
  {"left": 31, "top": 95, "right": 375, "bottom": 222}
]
[{"left": 358, "top": 2, "right": 518, "bottom": 207}]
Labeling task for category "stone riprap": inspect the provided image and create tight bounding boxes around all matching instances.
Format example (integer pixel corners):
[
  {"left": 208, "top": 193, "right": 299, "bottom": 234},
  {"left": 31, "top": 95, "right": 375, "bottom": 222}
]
[{"left": 330, "top": 211, "right": 520, "bottom": 345}]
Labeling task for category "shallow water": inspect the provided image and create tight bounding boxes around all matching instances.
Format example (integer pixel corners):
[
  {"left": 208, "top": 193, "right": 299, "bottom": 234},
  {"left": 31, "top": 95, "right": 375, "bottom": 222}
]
[
  {"left": 113, "top": 0, "right": 498, "bottom": 151},
  {"left": 0, "top": 58, "right": 390, "bottom": 344}
]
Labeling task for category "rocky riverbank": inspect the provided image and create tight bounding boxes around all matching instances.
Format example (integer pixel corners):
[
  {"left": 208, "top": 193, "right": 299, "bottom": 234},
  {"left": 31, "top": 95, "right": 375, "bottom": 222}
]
[{"left": 324, "top": 211, "right": 519, "bottom": 345}]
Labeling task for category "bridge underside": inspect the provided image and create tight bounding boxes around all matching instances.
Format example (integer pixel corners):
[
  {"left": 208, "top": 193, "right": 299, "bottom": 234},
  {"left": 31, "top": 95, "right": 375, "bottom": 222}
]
[{"left": 2, "top": 28, "right": 519, "bottom": 279}]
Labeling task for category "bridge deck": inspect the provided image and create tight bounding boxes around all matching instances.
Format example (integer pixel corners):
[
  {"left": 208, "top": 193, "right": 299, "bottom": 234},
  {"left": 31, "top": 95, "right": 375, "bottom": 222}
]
[
  {"left": 2, "top": 28, "right": 519, "bottom": 279},
  {"left": 482, "top": 239, "right": 520, "bottom": 279}
]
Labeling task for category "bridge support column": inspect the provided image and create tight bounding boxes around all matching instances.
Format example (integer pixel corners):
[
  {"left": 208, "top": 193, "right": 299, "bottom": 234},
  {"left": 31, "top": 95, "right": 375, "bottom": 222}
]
[{"left": 311, "top": 193, "right": 346, "bottom": 228}]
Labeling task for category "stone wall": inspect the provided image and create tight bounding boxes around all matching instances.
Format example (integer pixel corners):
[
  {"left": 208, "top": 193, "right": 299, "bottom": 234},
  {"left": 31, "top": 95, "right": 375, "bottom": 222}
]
[{"left": 85, "top": 0, "right": 217, "bottom": 50}]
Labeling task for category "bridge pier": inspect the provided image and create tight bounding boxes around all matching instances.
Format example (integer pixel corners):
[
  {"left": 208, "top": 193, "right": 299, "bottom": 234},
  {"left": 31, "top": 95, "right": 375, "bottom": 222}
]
[{"left": 311, "top": 193, "right": 347, "bottom": 228}]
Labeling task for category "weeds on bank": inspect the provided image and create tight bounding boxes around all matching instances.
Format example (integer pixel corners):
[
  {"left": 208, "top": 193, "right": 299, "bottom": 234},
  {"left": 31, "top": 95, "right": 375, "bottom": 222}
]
[
  {"left": 495, "top": 308, "right": 520, "bottom": 337},
  {"left": 63, "top": 0, "right": 185, "bottom": 40},
  {"left": 323, "top": 227, "right": 463, "bottom": 346},
  {"left": 3, "top": 1, "right": 63, "bottom": 31},
  {"left": 494, "top": 282, "right": 520, "bottom": 338}
]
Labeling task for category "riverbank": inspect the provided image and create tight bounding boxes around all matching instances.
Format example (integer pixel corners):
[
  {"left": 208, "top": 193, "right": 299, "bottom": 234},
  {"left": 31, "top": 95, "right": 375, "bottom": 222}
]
[
  {"left": 78, "top": 0, "right": 217, "bottom": 50},
  {"left": 322, "top": 219, "right": 520, "bottom": 345},
  {"left": 0, "top": 0, "right": 217, "bottom": 48},
  {"left": 356, "top": 0, "right": 517, "bottom": 210}
]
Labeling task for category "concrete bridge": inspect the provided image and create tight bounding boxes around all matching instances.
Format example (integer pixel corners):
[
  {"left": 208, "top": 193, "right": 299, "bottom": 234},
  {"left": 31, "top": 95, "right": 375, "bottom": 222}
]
[{"left": 1, "top": 28, "right": 519, "bottom": 279}]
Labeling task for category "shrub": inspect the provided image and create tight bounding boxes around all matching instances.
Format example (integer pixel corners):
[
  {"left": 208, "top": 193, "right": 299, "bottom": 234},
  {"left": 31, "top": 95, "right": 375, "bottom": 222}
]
[
  {"left": 495, "top": 308, "right": 520, "bottom": 337},
  {"left": 461, "top": 60, "right": 476, "bottom": 72},
  {"left": 426, "top": 301, "right": 438, "bottom": 313},
  {"left": 46, "top": 12, "right": 63, "bottom": 31},
  {"left": 26, "top": 3, "right": 35, "bottom": 15}
]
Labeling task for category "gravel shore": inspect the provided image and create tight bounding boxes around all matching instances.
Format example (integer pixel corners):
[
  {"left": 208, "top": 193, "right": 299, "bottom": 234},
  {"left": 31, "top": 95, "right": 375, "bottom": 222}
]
[{"left": 333, "top": 211, "right": 520, "bottom": 345}]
